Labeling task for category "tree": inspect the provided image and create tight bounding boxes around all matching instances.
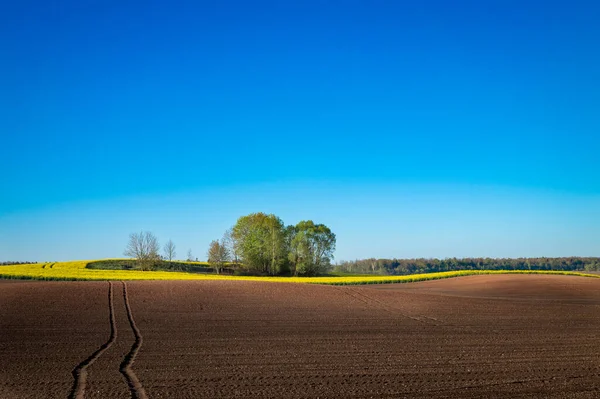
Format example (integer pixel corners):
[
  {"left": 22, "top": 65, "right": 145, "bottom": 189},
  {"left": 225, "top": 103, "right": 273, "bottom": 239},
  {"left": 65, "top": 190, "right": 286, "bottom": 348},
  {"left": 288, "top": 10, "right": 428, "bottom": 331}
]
[
  {"left": 187, "top": 249, "right": 194, "bottom": 262},
  {"left": 232, "top": 212, "right": 287, "bottom": 275},
  {"left": 124, "top": 231, "right": 160, "bottom": 271},
  {"left": 290, "top": 221, "right": 336, "bottom": 276},
  {"left": 207, "top": 239, "right": 230, "bottom": 274},
  {"left": 222, "top": 228, "right": 240, "bottom": 268},
  {"left": 163, "top": 239, "right": 176, "bottom": 264},
  {"left": 285, "top": 224, "right": 300, "bottom": 276}
]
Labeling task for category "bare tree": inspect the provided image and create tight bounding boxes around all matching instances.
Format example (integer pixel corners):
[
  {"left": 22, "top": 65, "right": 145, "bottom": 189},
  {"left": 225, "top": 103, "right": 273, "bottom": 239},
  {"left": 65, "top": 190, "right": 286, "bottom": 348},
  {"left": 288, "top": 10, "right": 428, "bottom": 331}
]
[
  {"left": 207, "top": 239, "right": 230, "bottom": 274},
  {"left": 124, "top": 231, "right": 160, "bottom": 271},
  {"left": 163, "top": 239, "right": 176, "bottom": 264},
  {"left": 186, "top": 249, "right": 194, "bottom": 262}
]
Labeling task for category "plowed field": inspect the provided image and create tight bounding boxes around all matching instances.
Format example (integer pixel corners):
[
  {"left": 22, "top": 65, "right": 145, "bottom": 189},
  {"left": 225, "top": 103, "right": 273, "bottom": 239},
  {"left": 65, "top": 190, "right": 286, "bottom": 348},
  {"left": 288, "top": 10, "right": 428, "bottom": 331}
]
[{"left": 2, "top": 274, "right": 600, "bottom": 398}]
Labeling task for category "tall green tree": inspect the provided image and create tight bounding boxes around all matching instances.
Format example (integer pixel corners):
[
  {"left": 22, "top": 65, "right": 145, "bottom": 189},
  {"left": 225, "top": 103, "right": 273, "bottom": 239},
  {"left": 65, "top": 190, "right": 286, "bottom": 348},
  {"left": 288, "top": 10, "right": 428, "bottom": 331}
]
[
  {"left": 232, "top": 212, "right": 287, "bottom": 275},
  {"left": 290, "top": 221, "right": 336, "bottom": 276},
  {"left": 285, "top": 224, "right": 300, "bottom": 276}
]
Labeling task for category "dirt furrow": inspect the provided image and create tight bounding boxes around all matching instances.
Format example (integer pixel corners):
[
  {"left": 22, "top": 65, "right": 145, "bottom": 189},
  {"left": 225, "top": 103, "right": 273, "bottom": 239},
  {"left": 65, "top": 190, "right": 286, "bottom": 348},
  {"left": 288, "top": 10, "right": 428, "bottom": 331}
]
[
  {"left": 119, "top": 282, "right": 147, "bottom": 399},
  {"left": 69, "top": 282, "right": 117, "bottom": 399}
]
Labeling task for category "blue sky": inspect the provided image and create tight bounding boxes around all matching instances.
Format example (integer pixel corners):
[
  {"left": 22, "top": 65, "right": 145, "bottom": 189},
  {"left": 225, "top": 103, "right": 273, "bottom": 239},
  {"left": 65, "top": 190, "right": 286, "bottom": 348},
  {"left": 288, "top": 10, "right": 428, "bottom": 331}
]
[{"left": 1, "top": 0, "right": 599, "bottom": 261}]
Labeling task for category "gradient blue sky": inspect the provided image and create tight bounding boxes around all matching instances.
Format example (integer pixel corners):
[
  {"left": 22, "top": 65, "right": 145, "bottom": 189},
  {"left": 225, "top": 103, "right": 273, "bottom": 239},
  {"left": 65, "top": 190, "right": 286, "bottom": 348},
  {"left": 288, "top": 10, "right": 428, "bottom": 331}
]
[{"left": 1, "top": 0, "right": 599, "bottom": 261}]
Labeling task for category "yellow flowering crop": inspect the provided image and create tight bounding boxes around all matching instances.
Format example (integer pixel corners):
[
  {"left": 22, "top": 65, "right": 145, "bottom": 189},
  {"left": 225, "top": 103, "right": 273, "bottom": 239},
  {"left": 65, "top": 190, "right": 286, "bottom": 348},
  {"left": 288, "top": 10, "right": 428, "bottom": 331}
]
[{"left": 1, "top": 261, "right": 599, "bottom": 285}]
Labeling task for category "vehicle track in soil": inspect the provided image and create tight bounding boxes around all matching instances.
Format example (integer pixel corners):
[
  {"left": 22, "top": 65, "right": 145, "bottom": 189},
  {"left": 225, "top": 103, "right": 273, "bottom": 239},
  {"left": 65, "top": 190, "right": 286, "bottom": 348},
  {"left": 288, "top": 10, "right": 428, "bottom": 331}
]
[
  {"left": 69, "top": 282, "right": 117, "bottom": 399},
  {"left": 69, "top": 281, "right": 146, "bottom": 399},
  {"left": 118, "top": 282, "right": 147, "bottom": 399}
]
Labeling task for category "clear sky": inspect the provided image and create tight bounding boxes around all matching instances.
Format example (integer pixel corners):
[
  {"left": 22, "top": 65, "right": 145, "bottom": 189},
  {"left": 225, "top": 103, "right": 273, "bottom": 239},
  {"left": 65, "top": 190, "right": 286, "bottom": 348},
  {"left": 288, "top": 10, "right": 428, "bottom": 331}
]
[{"left": 1, "top": 0, "right": 599, "bottom": 262}]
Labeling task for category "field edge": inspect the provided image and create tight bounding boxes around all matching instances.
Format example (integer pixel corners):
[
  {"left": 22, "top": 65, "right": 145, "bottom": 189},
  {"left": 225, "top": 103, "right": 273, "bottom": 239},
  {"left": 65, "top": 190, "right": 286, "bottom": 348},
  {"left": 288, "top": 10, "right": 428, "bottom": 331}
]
[{"left": 1, "top": 262, "right": 599, "bottom": 285}]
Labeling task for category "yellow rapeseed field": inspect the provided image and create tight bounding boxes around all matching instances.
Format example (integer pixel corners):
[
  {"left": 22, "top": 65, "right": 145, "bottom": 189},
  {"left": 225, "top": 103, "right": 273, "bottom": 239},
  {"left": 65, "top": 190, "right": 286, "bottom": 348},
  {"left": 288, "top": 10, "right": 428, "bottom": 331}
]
[{"left": 1, "top": 261, "right": 599, "bottom": 285}]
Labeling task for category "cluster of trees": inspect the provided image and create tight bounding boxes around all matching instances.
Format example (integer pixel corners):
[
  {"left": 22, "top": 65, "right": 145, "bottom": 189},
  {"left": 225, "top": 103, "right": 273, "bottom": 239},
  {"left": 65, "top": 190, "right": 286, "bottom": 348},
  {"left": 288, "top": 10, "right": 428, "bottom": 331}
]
[
  {"left": 124, "top": 232, "right": 197, "bottom": 271},
  {"left": 208, "top": 212, "right": 336, "bottom": 276},
  {"left": 334, "top": 257, "right": 600, "bottom": 275},
  {"left": 124, "top": 212, "right": 337, "bottom": 276}
]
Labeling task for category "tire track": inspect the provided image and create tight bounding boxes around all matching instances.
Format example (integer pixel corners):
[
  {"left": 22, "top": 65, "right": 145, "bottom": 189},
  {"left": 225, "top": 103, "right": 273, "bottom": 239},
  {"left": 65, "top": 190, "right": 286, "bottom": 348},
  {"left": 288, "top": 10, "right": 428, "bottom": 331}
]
[
  {"left": 119, "top": 281, "right": 148, "bottom": 399},
  {"left": 69, "top": 282, "right": 117, "bottom": 399}
]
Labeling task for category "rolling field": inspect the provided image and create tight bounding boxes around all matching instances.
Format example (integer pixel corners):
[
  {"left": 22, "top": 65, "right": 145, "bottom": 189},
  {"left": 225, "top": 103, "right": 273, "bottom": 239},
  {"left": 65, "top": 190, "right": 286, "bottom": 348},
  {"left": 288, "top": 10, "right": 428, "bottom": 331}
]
[{"left": 2, "top": 274, "right": 600, "bottom": 398}]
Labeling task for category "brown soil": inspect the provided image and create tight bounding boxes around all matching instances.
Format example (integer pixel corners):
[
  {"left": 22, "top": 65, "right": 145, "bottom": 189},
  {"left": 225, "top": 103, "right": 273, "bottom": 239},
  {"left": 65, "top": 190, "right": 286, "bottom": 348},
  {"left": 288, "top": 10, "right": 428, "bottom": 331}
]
[{"left": 2, "top": 275, "right": 600, "bottom": 398}]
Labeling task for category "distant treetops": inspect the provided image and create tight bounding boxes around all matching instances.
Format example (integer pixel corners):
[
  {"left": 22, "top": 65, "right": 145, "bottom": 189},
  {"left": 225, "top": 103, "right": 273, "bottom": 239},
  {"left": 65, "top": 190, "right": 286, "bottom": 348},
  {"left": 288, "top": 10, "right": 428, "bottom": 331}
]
[{"left": 212, "top": 212, "right": 336, "bottom": 276}]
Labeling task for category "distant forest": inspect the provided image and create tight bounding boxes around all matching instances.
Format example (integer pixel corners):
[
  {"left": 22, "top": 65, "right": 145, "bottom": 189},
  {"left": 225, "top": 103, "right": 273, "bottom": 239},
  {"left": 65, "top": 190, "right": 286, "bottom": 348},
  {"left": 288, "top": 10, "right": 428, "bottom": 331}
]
[
  {"left": 334, "top": 257, "right": 600, "bottom": 275},
  {"left": 0, "top": 261, "right": 37, "bottom": 266}
]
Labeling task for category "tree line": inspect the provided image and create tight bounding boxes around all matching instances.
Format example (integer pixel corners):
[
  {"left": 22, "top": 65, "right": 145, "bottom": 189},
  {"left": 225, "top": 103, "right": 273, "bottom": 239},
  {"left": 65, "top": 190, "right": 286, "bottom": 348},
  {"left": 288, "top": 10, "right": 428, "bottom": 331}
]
[
  {"left": 334, "top": 257, "right": 600, "bottom": 275},
  {"left": 1, "top": 261, "right": 38, "bottom": 266},
  {"left": 123, "top": 219, "right": 598, "bottom": 276},
  {"left": 124, "top": 212, "right": 337, "bottom": 276}
]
